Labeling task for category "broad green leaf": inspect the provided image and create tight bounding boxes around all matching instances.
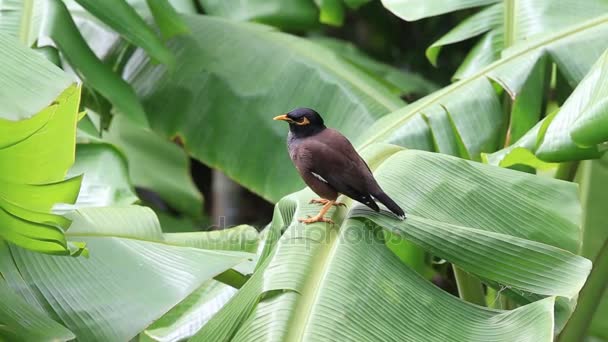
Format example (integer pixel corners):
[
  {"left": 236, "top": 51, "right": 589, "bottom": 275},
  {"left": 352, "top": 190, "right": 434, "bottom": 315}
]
[
  {"left": 568, "top": 49, "right": 608, "bottom": 148},
  {"left": 0, "top": 206, "right": 252, "bottom": 341},
  {"left": 44, "top": 0, "right": 149, "bottom": 126},
  {"left": 359, "top": 14, "right": 608, "bottom": 162},
  {"left": 141, "top": 224, "right": 259, "bottom": 341},
  {"left": 0, "top": 85, "right": 85, "bottom": 256},
  {"left": 381, "top": 0, "right": 499, "bottom": 21},
  {"left": 61, "top": 143, "right": 139, "bottom": 210},
  {"left": 193, "top": 148, "right": 588, "bottom": 340},
  {"left": 489, "top": 47, "right": 608, "bottom": 166},
  {"left": 104, "top": 116, "right": 203, "bottom": 219},
  {"left": 0, "top": 0, "right": 44, "bottom": 46},
  {"left": 145, "top": 0, "right": 190, "bottom": 40},
  {"left": 425, "top": 3, "right": 502, "bottom": 66},
  {"left": 536, "top": 48, "right": 608, "bottom": 160},
  {"left": 124, "top": 15, "right": 404, "bottom": 202},
  {"left": 0, "top": 280, "right": 75, "bottom": 341},
  {"left": 72, "top": 0, "right": 173, "bottom": 65},
  {"left": 0, "top": 33, "right": 72, "bottom": 120},
  {"left": 311, "top": 37, "right": 438, "bottom": 96},
  {"left": 483, "top": 113, "right": 557, "bottom": 169},
  {"left": 419, "top": 0, "right": 608, "bottom": 78},
  {"left": 508, "top": 55, "right": 548, "bottom": 144},
  {"left": 141, "top": 279, "right": 237, "bottom": 342},
  {"left": 198, "top": 0, "right": 320, "bottom": 31}
]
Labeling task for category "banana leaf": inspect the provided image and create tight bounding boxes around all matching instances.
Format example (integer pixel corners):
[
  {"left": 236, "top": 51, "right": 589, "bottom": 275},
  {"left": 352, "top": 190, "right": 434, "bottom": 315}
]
[
  {"left": 192, "top": 147, "right": 589, "bottom": 341},
  {"left": 0, "top": 206, "right": 256, "bottom": 341},
  {"left": 0, "top": 84, "right": 85, "bottom": 256},
  {"left": 124, "top": 14, "right": 404, "bottom": 203}
]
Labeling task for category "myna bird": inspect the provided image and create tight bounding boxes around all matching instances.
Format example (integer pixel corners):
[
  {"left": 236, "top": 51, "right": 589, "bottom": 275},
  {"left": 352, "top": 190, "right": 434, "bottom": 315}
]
[{"left": 273, "top": 108, "right": 405, "bottom": 224}]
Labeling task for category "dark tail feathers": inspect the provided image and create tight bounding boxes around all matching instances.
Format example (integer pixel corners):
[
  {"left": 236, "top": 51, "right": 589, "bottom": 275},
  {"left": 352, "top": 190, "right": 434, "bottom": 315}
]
[{"left": 373, "top": 192, "right": 406, "bottom": 220}]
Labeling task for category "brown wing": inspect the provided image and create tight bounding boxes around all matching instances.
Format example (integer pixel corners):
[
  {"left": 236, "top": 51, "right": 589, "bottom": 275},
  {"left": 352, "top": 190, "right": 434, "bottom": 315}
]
[{"left": 298, "top": 129, "right": 382, "bottom": 211}]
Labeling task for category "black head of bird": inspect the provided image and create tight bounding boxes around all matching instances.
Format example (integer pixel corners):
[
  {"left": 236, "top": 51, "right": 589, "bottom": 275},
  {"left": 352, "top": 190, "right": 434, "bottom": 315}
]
[
  {"left": 273, "top": 108, "right": 325, "bottom": 137},
  {"left": 274, "top": 107, "right": 405, "bottom": 225}
]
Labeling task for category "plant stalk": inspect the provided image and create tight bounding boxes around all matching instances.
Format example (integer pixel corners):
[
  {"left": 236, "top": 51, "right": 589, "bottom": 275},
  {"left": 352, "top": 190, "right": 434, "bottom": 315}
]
[
  {"left": 453, "top": 266, "right": 486, "bottom": 306},
  {"left": 19, "top": 0, "right": 34, "bottom": 45},
  {"left": 555, "top": 161, "right": 580, "bottom": 181},
  {"left": 500, "top": 0, "right": 517, "bottom": 148},
  {"left": 504, "top": 0, "right": 517, "bottom": 48},
  {"left": 558, "top": 238, "right": 608, "bottom": 342}
]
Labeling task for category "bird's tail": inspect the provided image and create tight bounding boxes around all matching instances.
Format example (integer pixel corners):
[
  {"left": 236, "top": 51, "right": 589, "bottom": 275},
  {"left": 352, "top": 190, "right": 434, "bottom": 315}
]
[{"left": 373, "top": 191, "right": 406, "bottom": 220}]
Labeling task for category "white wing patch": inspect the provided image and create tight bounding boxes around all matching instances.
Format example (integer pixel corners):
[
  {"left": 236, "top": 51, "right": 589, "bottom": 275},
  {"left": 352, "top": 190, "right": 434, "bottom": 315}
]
[{"left": 311, "top": 172, "right": 328, "bottom": 183}]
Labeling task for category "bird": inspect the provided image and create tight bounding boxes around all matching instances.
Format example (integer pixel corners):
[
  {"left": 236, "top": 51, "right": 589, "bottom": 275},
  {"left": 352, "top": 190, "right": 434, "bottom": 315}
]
[{"left": 273, "top": 108, "right": 405, "bottom": 224}]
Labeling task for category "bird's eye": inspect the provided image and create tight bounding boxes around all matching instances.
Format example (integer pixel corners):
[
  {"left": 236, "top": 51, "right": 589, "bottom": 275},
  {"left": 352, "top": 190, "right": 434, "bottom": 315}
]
[{"left": 295, "top": 117, "right": 311, "bottom": 126}]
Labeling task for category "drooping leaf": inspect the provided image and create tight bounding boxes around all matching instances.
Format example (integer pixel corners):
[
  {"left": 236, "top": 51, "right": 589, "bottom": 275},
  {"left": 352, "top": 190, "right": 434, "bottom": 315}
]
[
  {"left": 124, "top": 15, "right": 404, "bottom": 202},
  {"left": 0, "top": 84, "right": 85, "bottom": 256},
  {"left": 141, "top": 224, "right": 260, "bottom": 341},
  {"left": 567, "top": 49, "right": 608, "bottom": 149},
  {"left": 104, "top": 115, "right": 203, "bottom": 219},
  {"left": 141, "top": 279, "right": 237, "bottom": 342},
  {"left": 72, "top": 0, "right": 173, "bottom": 65},
  {"left": 425, "top": 3, "right": 502, "bottom": 66},
  {"left": 60, "top": 143, "right": 139, "bottom": 210},
  {"left": 488, "top": 47, "right": 608, "bottom": 166},
  {"left": 415, "top": 0, "right": 608, "bottom": 78},
  {"left": 0, "top": 206, "right": 252, "bottom": 341},
  {"left": 197, "top": 0, "right": 320, "bottom": 31},
  {"left": 43, "top": 0, "right": 149, "bottom": 126},
  {"left": 192, "top": 148, "right": 588, "bottom": 340},
  {"left": 0, "top": 280, "right": 75, "bottom": 341},
  {"left": 0, "top": 0, "right": 44, "bottom": 46},
  {"left": 359, "top": 14, "right": 608, "bottom": 163},
  {"left": 0, "top": 33, "right": 73, "bottom": 121},
  {"left": 145, "top": 0, "right": 190, "bottom": 40}
]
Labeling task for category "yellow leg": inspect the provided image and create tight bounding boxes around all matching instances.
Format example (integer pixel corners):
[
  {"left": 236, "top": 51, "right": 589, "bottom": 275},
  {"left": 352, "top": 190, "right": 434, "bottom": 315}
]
[
  {"left": 309, "top": 198, "right": 346, "bottom": 207},
  {"left": 299, "top": 200, "right": 336, "bottom": 224}
]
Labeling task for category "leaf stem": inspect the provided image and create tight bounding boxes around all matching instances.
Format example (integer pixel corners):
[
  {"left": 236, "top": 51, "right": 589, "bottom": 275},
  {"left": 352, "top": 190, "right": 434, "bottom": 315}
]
[
  {"left": 453, "top": 266, "right": 486, "bottom": 306},
  {"left": 558, "top": 238, "right": 608, "bottom": 342},
  {"left": 19, "top": 0, "right": 34, "bottom": 45},
  {"left": 504, "top": 0, "right": 517, "bottom": 48},
  {"left": 555, "top": 161, "right": 580, "bottom": 181}
]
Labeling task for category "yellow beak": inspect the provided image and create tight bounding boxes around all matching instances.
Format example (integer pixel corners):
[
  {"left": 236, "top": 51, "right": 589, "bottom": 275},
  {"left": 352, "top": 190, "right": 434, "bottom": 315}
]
[{"left": 273, "top": 114, "right": 290, "bottom": 121}]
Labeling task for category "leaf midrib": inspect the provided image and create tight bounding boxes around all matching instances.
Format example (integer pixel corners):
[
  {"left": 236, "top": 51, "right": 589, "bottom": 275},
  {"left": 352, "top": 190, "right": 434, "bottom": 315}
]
[
  {"left": 283, "top": 212, "right": 346, "bottom": 341},
  {"left": 358, "top": 13, "right": 608, "bottom": 150}
]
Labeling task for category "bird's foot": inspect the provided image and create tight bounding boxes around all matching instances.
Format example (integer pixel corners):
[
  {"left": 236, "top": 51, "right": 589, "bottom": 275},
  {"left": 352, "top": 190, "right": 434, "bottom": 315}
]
[
  {"left": 298, "top": 215, "right": 335, "bottom": 225},
  {"left": 309, "top": 199, "right": 346, "bottom": 207}
]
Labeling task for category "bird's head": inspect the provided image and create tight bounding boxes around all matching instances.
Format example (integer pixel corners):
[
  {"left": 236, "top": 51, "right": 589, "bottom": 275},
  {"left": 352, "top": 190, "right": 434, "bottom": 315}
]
[{"left": 273, "top": 108, "right": 326, "bottom": 137}]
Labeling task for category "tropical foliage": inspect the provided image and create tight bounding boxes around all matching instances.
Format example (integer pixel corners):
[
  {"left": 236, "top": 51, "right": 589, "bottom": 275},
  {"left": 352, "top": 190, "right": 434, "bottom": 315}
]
[{"left": 0, "top": 0, "right": 607, "bottom": 341}]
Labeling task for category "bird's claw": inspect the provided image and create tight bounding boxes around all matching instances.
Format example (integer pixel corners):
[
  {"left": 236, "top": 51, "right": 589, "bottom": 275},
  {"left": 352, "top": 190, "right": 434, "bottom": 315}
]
[{"left": 298, "top": 216, "right": 335, "bottom": 225}]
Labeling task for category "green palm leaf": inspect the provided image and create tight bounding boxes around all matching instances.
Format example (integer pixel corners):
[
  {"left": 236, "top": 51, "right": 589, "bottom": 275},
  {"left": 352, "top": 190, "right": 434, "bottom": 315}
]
[
  {"left": 358, "top": 14, "right": 608, "bottom": 161},
  {"left": 487, "top": 48, "right": 608, "bottom": 167},
  {"left": 0, "top": 33, "right": 72, "bottom": 120},
  {"left": 0, "top": 206, "right": 255, "bottom": 340},
  {"left": 0, "top": 83, "right": 85, "bottom": 256},
  {"left": 192, "top": 148, "right": 589, "bottom": 341},
  {"left": 382, "top": 0, "right": 608, "bottom": 79}
]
